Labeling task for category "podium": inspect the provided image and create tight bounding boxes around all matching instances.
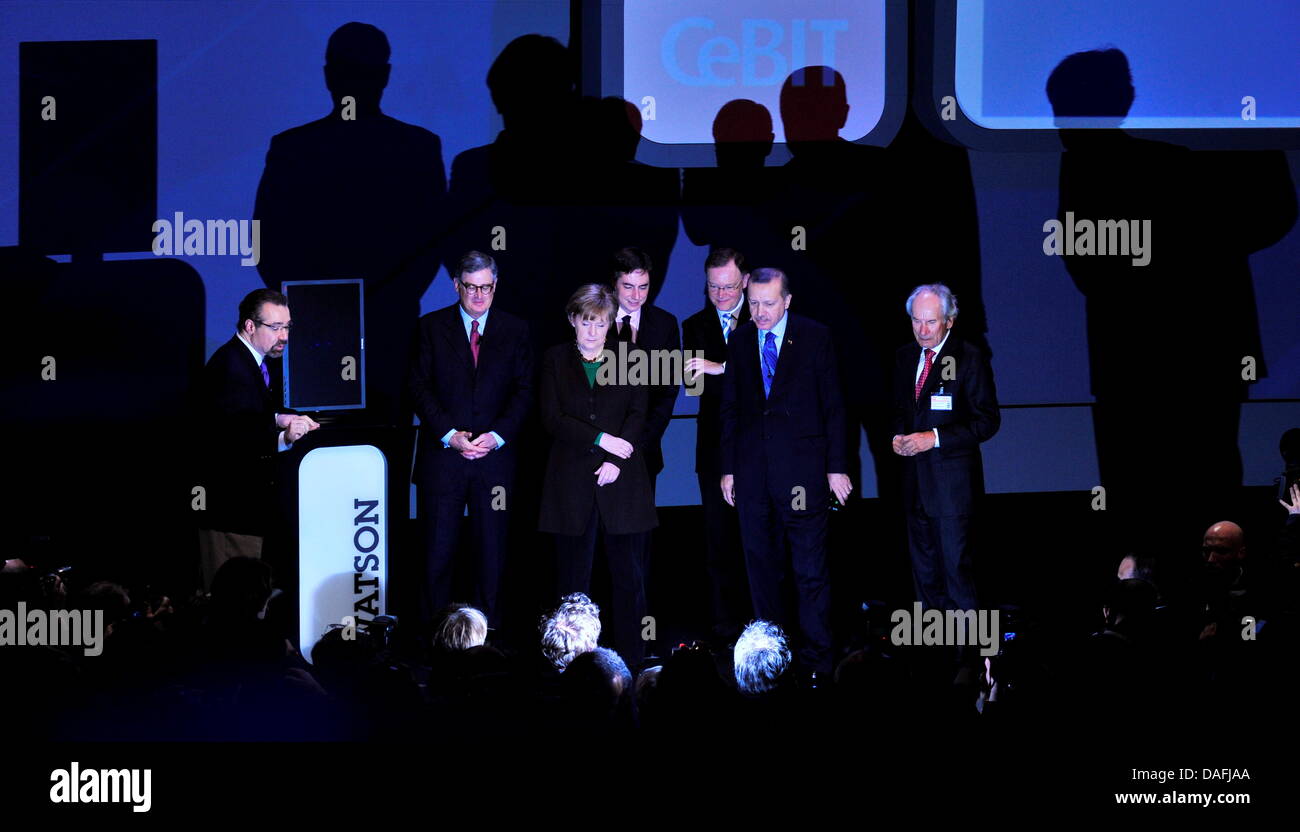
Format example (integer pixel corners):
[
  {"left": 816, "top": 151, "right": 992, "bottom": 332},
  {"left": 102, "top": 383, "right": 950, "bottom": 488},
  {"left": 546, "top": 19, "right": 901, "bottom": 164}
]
[{"left": 274, "top": 424, "right": 415, "bottom": 659}]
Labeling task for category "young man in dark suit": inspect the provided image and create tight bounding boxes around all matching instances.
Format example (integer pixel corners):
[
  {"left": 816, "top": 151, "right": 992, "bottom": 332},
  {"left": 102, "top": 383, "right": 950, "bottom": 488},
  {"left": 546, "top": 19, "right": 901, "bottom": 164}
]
[
  {"left": 198, "top": 289, "right": 319, "bottom": 589},
  {"left": 891, "top": 283, "right": 1000, "bottom": 613},
  {"left": 608, "top": 246, "right": 680, "bottom": 492},
  {"left": 720, "top": 268, "right": 852, "bottom": 681},
  {"left": 683, "top": 247, "right": 753, "bottom": 640},
  {"left": 409, "top": 251, "right": 534, "bottom": 626}
]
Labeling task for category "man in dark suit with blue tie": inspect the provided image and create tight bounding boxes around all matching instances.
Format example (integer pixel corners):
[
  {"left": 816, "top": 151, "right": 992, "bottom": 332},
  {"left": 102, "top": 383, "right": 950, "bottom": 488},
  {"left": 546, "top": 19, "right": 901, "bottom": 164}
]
[
  {"left": 892, "top": 283, "right": 1000, "bottom": 613},
  {"left": 720, "top": 268, "right": 852, "bottom": 680},
  {"left": 683, "top": 247, "right": 753, "bottom": 639},
  {"left": 409, "top": 251, "right": 533, "bottom": 626}
]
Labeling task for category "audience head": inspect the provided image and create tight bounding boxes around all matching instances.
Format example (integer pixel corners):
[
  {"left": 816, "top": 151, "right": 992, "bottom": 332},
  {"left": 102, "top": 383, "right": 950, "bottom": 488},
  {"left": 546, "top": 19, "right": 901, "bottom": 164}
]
[
  {"left": 561, "top": 646, "right": 633, "bottom": 719},
  {"left": 433, "top": 604, "right": 488, "bottom": 652},
  {"left": 1102, "top": 579, "right": 1158, "bottom": 631},
  {"left": 209, "top": 557, "right": 274, "bottom": 622},
  {"left": 1201, "top": 521, "right": 1246, "bottom": 571},
  {"left": 733, "top": 620, "right": 792, "bottom": 695},
  {"left": 540, "top": 592, "right": 602, "bottom": 672},
  {"left": 635, "top": 664, "right": 663, "bottom": 715},
  {"left": 78, "top": 581, "right": 132, "bottom": 635},
  {"left": 1281, "top": 428, "right": 1300, "bottom": 466},
  {"left": 1116, "top": 554, "right": 1156, "bottom": 584}
]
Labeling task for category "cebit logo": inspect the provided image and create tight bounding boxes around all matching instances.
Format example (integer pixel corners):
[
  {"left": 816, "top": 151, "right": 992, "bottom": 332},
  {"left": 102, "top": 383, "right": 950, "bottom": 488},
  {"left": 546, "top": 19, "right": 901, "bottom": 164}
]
[{"left": 662, "top": 18, "right": 848, "bottom": 87}]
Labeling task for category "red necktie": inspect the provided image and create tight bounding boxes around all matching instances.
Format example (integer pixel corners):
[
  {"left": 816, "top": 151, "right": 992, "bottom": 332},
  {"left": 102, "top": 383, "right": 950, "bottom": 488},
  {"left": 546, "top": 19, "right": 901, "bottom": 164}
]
[
  {"left": 470, "top": 319, "right": 480, "bottom": 367},
  {"left": 914, "top": 348, "right": 934, "bottom": 401}
]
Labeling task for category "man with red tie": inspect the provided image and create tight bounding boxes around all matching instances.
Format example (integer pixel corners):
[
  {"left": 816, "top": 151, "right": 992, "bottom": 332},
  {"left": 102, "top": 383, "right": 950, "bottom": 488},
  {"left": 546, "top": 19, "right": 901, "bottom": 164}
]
[
  {"left": 409, "top": 251, "right": 534, "bottom": 626},
  {"left": 892, "top": 284, "right": 1000, "bottom": 613}
]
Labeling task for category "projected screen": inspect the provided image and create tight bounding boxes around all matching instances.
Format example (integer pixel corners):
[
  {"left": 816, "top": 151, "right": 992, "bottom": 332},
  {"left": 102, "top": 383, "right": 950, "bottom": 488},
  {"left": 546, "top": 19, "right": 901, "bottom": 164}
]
[
  {"left": 622, "top": 0, "right": 887, "bottom": 144},
  {"left": 955, "top": 0, "right": 1300, "bottom": 129}
]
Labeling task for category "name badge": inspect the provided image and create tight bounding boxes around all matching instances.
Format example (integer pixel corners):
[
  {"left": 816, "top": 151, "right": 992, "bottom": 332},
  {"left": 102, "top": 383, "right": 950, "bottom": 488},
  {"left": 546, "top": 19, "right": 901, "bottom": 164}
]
[{"left": 930, "top": 394, "right": 953, "bottom": 411}]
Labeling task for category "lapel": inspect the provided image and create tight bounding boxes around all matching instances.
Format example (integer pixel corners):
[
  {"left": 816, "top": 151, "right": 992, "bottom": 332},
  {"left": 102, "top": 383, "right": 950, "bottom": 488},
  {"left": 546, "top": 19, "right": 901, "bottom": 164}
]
[
  {"left": 234, "top": 335, "right": 275, "bottom": 404},
  {"left": 766, "top": 313, "right": 798, "bottom": 402},
  {"left": 734, "top": 321, "right": 765, "bottom": 398},
  {"left": 438, "top": 304, "right": 476, "bottom": 370},
  {"left": 715, "top": 300, "right": 748, "bottom": 353},
  {"left": 476, "top": 311, "right": 506, "bottom": 369},
  {"left": 264, "top": 357, "right": 281, "bottom": 408},
  {"left": 637, "top": 305, "right": 661, "bottom": 347}
]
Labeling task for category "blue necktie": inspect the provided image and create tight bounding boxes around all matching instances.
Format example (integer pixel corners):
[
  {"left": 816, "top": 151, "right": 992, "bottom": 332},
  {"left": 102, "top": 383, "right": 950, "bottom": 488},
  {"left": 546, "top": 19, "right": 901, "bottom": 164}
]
[
  {"left": 721, "top": 312, "right": 732, "bottom": 342},
  {"left": 260, "top": 361, "right": 270, "bottom": 388},
  {"left": 762, "top": 330, "right": 778, "bottom": 398}
]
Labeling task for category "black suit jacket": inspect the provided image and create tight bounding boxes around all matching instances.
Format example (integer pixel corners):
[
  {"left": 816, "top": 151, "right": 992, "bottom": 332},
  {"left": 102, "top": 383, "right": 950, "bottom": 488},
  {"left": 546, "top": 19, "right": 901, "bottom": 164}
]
[
  {"left": 537, "top": 343, "right": 658, "bottom": 536},
  {"left": 624, "top": 304, "right": 681, "bottom": 477},
  {"left": 408, "top": 304, "right": 533, "bottom": 490},
  {"left": 892, "top": 332, "right": 1000, "bottom": 517},
  {"left": 720, "top": 313, "right": 847, "bottom": 503},
  {"left": 682, "top": 300, "right": 750, "bottom": 473},
  {"left": 199, "top": 335, "right": 288, "bottom": 535}
]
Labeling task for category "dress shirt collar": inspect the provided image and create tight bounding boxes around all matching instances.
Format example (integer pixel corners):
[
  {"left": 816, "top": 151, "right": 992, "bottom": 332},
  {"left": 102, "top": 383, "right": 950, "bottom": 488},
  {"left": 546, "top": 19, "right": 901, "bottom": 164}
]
[
  {"left": 617, "top": 305, "right": 642, "bottom": 332},
  {"left": 716, "top": 295, "right": 745, "bottom": 323},
  {"left": 459, "top": 303, "right": 489, "bottom": 339},
  {"left": 237, "top": 332, "right": 265, "bottom": 366},
  {"left": 757, "top": 311, "right": 789, "bottom": 351}
]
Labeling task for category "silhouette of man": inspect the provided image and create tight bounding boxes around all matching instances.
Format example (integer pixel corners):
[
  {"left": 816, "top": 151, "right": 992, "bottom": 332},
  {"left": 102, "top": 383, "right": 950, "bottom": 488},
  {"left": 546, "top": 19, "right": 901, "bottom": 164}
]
[
  {"left": 1049, "top": 48, "right": 1296, "bottom": 562},
  {"left": 254, "top": 22, "right": 446, "bottom": 427}
]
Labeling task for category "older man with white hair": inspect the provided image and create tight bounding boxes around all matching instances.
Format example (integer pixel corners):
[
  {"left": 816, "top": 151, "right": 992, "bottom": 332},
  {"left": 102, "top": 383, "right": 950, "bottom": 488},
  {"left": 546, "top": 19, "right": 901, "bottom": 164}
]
[{"left": 892, "top": 284, "right": 1000, "bottom": 616}]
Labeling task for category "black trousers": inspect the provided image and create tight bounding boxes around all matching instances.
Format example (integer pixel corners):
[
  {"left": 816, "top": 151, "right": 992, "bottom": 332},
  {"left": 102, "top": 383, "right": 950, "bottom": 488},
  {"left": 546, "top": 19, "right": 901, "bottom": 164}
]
[
  {"left": 903, "top": 475, "right": 977, "bottom": 612},
  {"left": 736, "top": 476, "right": 832, "bottom": 674},
  {"left": 555, "top": 503, "right": 649, "bottom": 668},
  {"left": 419, "top": 463, "right": 511, "bottom": 626},
  {"left": 698, "top": 469, "right": 752, "bottom": 634}
]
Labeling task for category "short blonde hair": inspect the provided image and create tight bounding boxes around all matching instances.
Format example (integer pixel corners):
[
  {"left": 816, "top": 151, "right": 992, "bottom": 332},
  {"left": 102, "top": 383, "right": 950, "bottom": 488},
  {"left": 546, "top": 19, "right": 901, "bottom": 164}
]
[
  {"left": 565, "top": 283, "right": 617, "bottom": 324},
  {"left": 435, "top": 606, "right": 488, "bottom": 651}
]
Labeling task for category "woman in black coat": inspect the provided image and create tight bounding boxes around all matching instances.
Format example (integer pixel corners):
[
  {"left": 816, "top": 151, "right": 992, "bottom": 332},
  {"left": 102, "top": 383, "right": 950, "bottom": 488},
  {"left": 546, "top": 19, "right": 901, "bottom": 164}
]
[{"left": 539, "top": 284, "right": 658, "bottom": 667}]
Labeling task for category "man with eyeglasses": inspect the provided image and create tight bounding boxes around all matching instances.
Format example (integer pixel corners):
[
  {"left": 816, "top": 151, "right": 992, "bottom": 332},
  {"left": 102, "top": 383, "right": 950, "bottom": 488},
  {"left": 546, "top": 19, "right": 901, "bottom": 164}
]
[
  {"left": 409, "top": 251, "right": 533, "bottom": 626},
  {"left": 682, "top": 247, "right": 753, "bottom": 640},
  {"left": 197, "top": 289, "right": 319, "bottom": 589}
]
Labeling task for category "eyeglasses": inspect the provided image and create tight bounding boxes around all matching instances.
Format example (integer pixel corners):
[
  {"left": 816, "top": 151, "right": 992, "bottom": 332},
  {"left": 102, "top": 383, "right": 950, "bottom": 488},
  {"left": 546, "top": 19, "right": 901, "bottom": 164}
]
[
  {"left": 459, "top": 281, "right": 496, "bottom": 296},
  {"left": 707, "top": 282, "right": 742, "bottom": 293},
  {"left": 255, "top": 320, "right": 293, "bottom": 332}
]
